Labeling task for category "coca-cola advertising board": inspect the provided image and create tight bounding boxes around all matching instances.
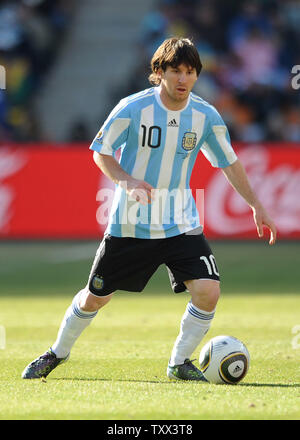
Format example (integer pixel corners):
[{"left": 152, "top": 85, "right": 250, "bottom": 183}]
[{"left": 0, "top": 143, "right": 299, "bottom": 239}]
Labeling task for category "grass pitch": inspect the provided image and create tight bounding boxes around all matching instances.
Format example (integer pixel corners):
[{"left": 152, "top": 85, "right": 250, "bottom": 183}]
[{"left": 0, "top": 240, "right": 299, "bottom": 420}]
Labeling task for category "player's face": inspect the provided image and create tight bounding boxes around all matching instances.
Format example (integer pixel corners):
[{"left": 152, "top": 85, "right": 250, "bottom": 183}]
[{"left": 158, "top": 64, "right": 198, "bottom": 110}]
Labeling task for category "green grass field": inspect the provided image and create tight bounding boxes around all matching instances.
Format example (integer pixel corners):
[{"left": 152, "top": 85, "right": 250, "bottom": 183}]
[{"left": 0, "top": 240, "right": 299, "bottom": 420}]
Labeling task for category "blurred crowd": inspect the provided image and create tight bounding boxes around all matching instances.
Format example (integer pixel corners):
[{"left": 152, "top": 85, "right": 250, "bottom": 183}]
[
  {"left": 0, "top": 0, "right": 299, "bottom": 144},
  {"left": 126, "top": 0, "right": 300, "bottom": 143},
  {"left": 0, "top": 0, "right": 72, "bottom": 142}
]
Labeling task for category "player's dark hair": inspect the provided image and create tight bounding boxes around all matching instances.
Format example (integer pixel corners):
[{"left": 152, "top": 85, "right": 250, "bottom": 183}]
[{"left": 149, "top": 37, "right": 202, "bottom": 85}]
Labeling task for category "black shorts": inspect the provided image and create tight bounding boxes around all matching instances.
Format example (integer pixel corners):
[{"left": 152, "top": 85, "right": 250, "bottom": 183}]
[{"left": 87, "top": 228, "right": 220, "bottom": 296}]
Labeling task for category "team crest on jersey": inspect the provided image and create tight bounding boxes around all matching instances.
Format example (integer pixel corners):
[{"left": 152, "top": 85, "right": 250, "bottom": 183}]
[{"left": 182, "top": 132, "right": 197, "bottom": 151}]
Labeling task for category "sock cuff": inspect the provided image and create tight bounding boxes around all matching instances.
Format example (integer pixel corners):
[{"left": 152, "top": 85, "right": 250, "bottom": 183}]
[
  {"left": 187, "top": 301, "right": 215, "bottom": 321},
  {"left": 72, "top": 294, "right": 98, "bottom": 319}
]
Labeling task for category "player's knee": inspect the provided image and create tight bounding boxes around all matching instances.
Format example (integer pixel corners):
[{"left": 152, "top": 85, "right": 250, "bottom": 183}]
[
  {"left": 189, "top": 279, "right": 220, "bottom": 311},
  {"left": 203, "top": 283, "right": 220, "bottom": 308},
  {"left": 208, "top": 282, "right": 220, "bottom": 307},
  {"left": 79, "top": 287, "right": 113, "bottom": 312}
]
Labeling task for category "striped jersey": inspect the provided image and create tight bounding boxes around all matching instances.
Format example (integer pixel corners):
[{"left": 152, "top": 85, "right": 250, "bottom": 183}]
[{"left": 90, "top": 86, "right": 237, "bottom": 239}]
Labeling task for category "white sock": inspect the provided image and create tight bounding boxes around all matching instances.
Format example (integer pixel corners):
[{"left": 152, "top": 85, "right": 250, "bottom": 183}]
[
  {"left": 51, "top": 290, "right": 98, "bottom": 358},
  {"left": 169, "top": 300, "right": 215, "bottom": 366}
]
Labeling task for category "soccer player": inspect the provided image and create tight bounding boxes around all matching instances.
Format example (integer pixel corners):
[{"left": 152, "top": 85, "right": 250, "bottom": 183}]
[{"left": 22, "top": 38, "right": 276, "bottom": 381}]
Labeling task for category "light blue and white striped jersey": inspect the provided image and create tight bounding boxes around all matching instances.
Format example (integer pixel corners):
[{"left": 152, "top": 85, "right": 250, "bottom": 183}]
[{"left": 90, "top": 86, "right": 237, "bottom": 239}]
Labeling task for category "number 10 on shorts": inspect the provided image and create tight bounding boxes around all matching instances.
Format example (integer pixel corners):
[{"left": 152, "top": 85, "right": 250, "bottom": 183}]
[{"left": 200, "top": 255, "right": 219, "bottom": 276}]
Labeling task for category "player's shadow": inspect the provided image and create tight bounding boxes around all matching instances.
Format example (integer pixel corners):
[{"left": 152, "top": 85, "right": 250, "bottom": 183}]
[
  {"left": 55, "top": 378, "right": 300, "bottom": 387},
  {"left": 239, "top": 382, "right": 300, "bottom": 388},
  {"left": 56, "top": 377, "right": 173, "bottom": 384}
]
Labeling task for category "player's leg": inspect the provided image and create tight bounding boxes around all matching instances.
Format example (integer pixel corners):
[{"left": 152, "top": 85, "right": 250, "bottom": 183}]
[
  {"left": 22, "top": 237, "right": 116, "bottom": 379},
  {"left": 49, "top": 235, "right": 160, "bottom": 365},
  {"left": 165, "top": 231, "right": 220, "bottom": 381},
  {"left": 169, "top": 279, "right": 219, "bottom": 367},
  {"left": 79, "top": 288, "right": 113, "bottom": 312},
  {"left": 22, "top": 235, "right": 161, "bottom": 379},
  {"left": 50, "top": 288, "right": 114, "bottom": 359},
  {"left": 21, "top": 287, "right": 114, "bottom": 380},
  {"left": 186, "top": 278, "right": 220, "bottom": 312}
]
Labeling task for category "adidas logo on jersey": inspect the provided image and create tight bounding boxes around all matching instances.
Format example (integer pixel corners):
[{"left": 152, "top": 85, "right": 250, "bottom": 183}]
[{"left": 168, "top": 119, "right": 178, "bottom": 127}]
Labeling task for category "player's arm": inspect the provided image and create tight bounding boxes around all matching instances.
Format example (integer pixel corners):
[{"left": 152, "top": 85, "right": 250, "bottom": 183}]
[
  {"left": 93, "top": 151, "right": 154, "bottom": 205},
  {"left": 222, "top": 159, "right": 277, "bottom": 245}
]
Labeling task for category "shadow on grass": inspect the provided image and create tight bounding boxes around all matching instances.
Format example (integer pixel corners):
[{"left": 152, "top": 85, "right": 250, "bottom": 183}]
[
  {"left": 55, "top": 377, "right": 173, "bottom": 384},
  {"left": 239, "top": 382, "right": 300, "bottom": 388},
  {"left": 53, "top": 377, "right": 300, "bottom": 388}
]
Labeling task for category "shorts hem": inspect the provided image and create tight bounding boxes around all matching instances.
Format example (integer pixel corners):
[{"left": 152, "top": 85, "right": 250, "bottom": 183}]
[{"left": 172, "top": 277, "right": 220, "bottom": 293}]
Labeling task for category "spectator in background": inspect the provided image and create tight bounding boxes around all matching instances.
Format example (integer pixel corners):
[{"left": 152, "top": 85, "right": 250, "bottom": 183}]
[
  {"left": 1, "top": 0, "right": 299, "bottom": 144},
  {"left": 282, "top": 0, "right": 300, "bottom": 36},
  {"left": 122, "top": 0, "right": 298, "bottom": 144},
  {"left": 268, "top": 103, "right": 300, "bottom": 142},
  {"left": 227, "top": 1, "right": 273, "bottom": 49},
  {"left": 231, "top": 26, "right": 279, "bottom": 89},
  {"left": 192, "top": 0, "right": 225, "bottom": 53},
  {"left": 281, "top": 106, "right": 300, "bottom": 142},
  {"left": 0, "top": 0, "right": 71, "bottom": 142}
]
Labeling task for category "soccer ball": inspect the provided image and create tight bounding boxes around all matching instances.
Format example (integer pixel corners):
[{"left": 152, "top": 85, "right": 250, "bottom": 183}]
[{"left": 199, "top": 335, "right": 250, "bottom": 384}]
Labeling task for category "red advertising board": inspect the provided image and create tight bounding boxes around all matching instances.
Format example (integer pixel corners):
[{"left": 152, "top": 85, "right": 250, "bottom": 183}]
[
  {"left": 191, "top": 143, "right": 300, "bottom": 239},
  {"left": 0, "top": 143, "right": 299, "bottom": 239}
]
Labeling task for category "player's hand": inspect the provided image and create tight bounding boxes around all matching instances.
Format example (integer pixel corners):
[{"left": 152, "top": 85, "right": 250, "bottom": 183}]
[
  {"left": 252, "top": 204, "right": 277, "bottom": 245},
  {"left": 125, "top": 178, "right": 155, "bottom": 205}
]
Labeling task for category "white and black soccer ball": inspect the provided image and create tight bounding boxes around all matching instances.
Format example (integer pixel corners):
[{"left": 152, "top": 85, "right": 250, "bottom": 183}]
[{"left": 199, "top": 335, "right": 250, "bottom": 384}]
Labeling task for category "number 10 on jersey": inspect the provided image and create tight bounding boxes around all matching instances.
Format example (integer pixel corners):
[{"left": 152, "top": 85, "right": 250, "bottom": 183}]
[{"left": 141, "top": 125, "right": 162, "bottom": 148}]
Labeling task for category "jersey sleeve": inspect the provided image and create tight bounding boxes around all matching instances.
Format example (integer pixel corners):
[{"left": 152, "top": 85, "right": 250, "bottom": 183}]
[
  {"left": 200, "top": 106, "right": 237, "bottom": 168},
  {"left": 89, "top": 99, "right": 131, "bottom": 155}
]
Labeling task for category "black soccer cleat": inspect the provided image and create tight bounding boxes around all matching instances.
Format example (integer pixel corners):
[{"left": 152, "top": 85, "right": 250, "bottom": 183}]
[
  {"left": 22, "top": 348, "right": 69, "bottom": 379},
  {"left": 167, "top": 358, "right": 208, "bottom": 382}
]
